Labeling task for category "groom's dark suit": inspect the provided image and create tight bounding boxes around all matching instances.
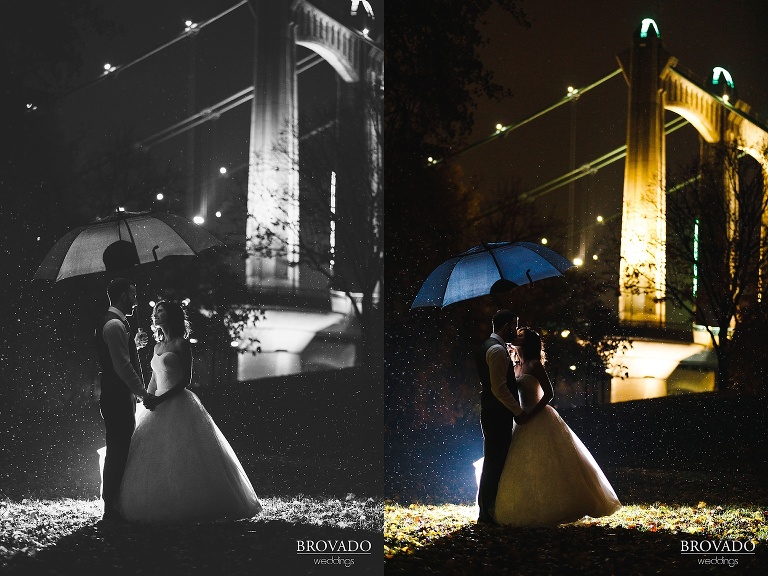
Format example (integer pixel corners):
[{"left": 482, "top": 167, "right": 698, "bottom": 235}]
[
  {"left": 476, "top": 334, "right": 522, "bottom": 523},
  {"left": 95, "top": 308, "right": 144, "bottom": 517}
]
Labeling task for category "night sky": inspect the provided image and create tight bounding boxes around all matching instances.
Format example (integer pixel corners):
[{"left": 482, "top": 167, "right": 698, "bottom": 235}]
[
  {"left": 456, "top": 0, "right": 768, "bottom": 265},
  {"left": 59, "top": 0, "right": 254, "bottom": 216},
  {"left": 57, "top": 0, "right": 382, "bottom": 227}
]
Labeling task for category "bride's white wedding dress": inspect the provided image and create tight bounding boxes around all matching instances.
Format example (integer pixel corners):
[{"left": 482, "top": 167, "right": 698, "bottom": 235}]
[
  {"left": 116, "top": 352, "right": 262, "bottom": 524},
  {"left": 493, "top": 374, "right": 621, "bottom": 526}
]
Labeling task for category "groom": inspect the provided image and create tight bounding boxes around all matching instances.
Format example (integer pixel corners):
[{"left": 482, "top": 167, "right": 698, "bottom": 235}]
[
  {"left": 94, "top": 278, "right": 152, "bottom": 523},
  {"left": 475, "top": 309, "right": 526, "bottom": 524}
]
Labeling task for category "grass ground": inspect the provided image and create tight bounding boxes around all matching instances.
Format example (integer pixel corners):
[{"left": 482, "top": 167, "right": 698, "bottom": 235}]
[
  {"left": 383, "top": 393, "right": 768, "bottom": 574},
  {"left": 1, "top": 496, "right": 382, "bottom": 574},
  {"left": 384, "top": 467, "right": 768, "bottom": 574},
  {"left": 0, "top": 368, "right": 384, "bottom": 574}
]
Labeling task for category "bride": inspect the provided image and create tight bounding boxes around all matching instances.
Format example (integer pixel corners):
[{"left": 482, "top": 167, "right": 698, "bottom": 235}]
[
  {"left": 116, "top": 300, "right": 262, "bottom": 524},
  {"left": 493, "top": 327, "right": 621, "bottom": 526}
]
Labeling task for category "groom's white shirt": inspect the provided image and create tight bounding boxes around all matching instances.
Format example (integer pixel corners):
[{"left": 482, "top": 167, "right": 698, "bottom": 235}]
[
  {"left": 486, "top": 333, "right": 523, "bottom": 416},
  {"left": 103, "top": 306, "right": 145, "bottom": 397}
]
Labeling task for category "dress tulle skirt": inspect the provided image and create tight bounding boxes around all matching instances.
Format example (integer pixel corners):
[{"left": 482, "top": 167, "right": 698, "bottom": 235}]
[
  {"left": 493, "top": 405, "right": 621, "bottom": 526},
  {"left": 117, "top": 390, "right": 262, "bottom": 524}
]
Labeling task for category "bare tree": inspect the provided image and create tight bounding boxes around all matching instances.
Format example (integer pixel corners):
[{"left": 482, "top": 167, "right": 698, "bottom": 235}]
[
  {"left": 246, "top": 83, "right": 383, "bottom": 367},
  {"left": 626, "top": 140, "right": 768, "bottom": 390}
]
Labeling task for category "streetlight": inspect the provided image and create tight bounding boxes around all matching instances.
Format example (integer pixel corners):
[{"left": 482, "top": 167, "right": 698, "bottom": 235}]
[
  {"left": 219, "top": 166, "right": 227, "bottom": 175},
  {"left": 193, "top": 216, "right": 204, "bottom": 225},
  {"left": 156, "top": 193, "right": 164, "bottom": 201}
]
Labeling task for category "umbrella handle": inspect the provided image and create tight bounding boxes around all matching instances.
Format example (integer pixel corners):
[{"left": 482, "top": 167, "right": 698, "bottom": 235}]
[
  {"left": 526, "top": 269, "right": 533, "bottom": 287},
  {"left": 152, "top": 246, "right": 159, "bottom": 262}
]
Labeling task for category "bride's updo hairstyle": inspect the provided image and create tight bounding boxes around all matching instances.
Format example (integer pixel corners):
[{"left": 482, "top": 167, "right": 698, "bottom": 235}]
[
  {"left": 152, "top": 300, "right": 191, "bottom": 342},
  {"left": 517, "top": 327, "right": 546, "bottom": 365}
]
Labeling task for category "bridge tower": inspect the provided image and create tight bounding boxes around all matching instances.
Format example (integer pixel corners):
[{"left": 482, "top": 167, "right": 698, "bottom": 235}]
[
  {"left": 611, "top": 19, "right": 768, "bottom": 401},
  {"left": 617, "top": 19, "right": 768, "bottom": 331},
  {"left": 244, "top": 0, "right": 382, "bottom": 302},
  {"left": 616, "top": 19, "right": 673, "bottom": 328}
]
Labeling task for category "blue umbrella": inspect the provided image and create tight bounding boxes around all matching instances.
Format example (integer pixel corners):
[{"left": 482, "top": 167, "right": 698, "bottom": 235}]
[{"left": 411, "top": 241, "right": 574, "bottom": 308}]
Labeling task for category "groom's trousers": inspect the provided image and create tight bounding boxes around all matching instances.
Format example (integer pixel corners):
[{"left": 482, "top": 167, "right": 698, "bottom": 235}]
[
  {"left": 478, "top": 393, "right": 514, "bottom": 522},
  {"left": 100, "top": 393, "right": 135, "bottom": 514}
]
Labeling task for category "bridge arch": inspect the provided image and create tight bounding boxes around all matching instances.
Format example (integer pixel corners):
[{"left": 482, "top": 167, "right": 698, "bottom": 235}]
[
  {"left": 617, "top": 20, "right": 768, "bottom": 328},
  {"left": 293, "top": 0, "right": 361, "bottom": 83}
]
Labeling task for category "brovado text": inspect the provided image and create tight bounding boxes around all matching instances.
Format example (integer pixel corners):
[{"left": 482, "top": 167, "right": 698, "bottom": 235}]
[
  {"left": 296, "top": 540, "right": 373, "bottom": 553},
  {"left": 680, "top": 540, "right": 756, "bottom": 553}
]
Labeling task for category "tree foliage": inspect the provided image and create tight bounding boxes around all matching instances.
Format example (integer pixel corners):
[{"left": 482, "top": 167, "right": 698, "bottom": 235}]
[{"left": 627, "top": 140, "right": 768, "bottom": 391}]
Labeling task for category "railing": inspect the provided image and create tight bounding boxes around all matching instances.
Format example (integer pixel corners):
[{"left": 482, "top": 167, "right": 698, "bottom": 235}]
[{"left": 293, "top": 0, "right": 362, "bottom": 81}]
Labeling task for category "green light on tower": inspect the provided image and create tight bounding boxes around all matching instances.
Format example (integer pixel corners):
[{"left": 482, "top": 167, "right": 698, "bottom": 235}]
[
  {"left": 711, "top": 66, "right": 735, "bottom": 88},
  {"left": 639, "top": 18, "right": 660, "bottom": 39}
]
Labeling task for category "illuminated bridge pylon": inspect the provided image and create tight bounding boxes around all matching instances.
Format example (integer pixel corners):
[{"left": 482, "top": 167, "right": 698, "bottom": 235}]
[
  {"left": 617, "top": 18, "right": 768, "bottom": 328},
  {"left": 245, "top": 0, "right": 383, "bottom": 298}
]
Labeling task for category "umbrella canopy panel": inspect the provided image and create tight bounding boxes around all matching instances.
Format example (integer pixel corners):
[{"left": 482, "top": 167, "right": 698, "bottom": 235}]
[
  {"left": 412, "top": 242, "right": 574, "bottom": 308},
  {"left": 34, "top": 212, "right": 223, "bottom": 282}
]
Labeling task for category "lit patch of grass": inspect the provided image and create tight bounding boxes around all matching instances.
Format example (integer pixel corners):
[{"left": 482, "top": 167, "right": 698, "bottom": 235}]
[
  {"left": 384, "top": 501, "right": 768, "bottom": 559},
  {"left": 0, "top": 498, "right": 102, "bottom": 552},
  {"left": 259, "top": 495, "right": 382, "bottom": 532},
  {"left": 384, "top": 501, "right": 476, "bottom": 558},
  {"left": 1, "top": 495, "right": 382, "bottom": 566},
  {"left": 584, "top": 502, "right": 768, "bottom": 542}
]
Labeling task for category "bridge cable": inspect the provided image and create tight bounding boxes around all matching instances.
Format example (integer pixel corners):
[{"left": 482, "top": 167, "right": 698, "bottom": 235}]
[
  {"left": 429, "top": 68, "right": 623, "bottom": 166},
  {"left": 136, "top": 49, "right": 327, "bottom": 150},
  {"left": 136, "top": 87, "right": 254, "bottom": 149},
  {"left": 469, "top": 116, "right": 691, "bottom": 224},
  {"left": 62, "top": 1, "right": 249, "bottom": 99}
]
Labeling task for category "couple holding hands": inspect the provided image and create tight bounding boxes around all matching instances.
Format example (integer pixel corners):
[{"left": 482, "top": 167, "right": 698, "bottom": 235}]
[{"left": 96, "top": 277, "right": 260, "bottom": 525}]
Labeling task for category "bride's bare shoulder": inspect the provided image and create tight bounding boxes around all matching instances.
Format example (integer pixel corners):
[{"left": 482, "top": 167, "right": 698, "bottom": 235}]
[{"left": 164, "top": 337, "right": 190, "bottom": 356}]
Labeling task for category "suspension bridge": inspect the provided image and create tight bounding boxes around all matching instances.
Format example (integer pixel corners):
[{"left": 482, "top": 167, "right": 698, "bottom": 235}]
[
  {"left": 433, "top": 18, "right": 768, "bottom": 401},
  {"left": 59, "top": 0, "right": 383, "bottom": 380}
]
